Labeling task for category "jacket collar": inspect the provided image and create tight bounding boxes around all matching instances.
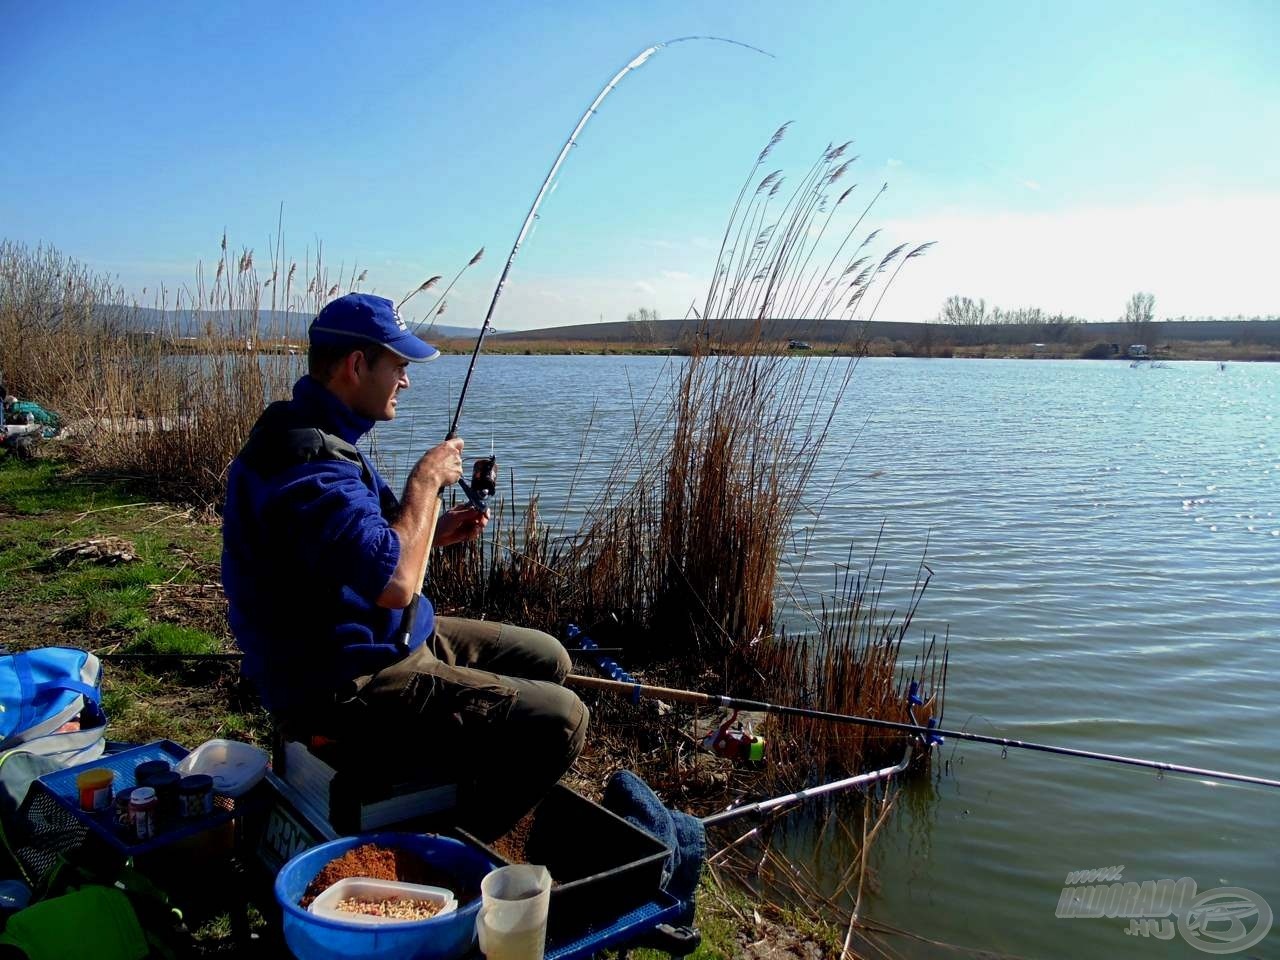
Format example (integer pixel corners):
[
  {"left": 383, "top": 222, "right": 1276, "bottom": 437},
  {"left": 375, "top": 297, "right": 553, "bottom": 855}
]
[{"left": 291, "top": 375, "right": 377, "bottom": 445}]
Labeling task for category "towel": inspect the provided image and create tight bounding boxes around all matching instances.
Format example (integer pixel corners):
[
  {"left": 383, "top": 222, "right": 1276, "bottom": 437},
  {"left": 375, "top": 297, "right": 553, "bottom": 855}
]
[{"left": 602, "top": 769, "right": 705, "bottom": 925}]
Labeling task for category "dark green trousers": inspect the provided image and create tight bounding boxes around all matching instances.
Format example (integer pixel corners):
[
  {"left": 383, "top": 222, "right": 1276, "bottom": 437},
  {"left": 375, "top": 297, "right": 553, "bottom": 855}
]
[{"left": 343, "top": 617, "right": 588, "bottom": 839}]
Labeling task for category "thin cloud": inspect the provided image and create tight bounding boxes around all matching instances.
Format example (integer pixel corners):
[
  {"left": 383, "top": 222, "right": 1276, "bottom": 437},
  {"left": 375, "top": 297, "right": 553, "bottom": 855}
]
[{"left": 876, "top": 192, "right": 1280, "bottom": 321}]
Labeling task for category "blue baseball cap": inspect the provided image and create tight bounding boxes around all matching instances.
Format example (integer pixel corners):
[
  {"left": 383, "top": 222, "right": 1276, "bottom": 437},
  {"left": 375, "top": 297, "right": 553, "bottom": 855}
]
[{"left": 309, "top": 293, "right": 440, "bottom": 362}]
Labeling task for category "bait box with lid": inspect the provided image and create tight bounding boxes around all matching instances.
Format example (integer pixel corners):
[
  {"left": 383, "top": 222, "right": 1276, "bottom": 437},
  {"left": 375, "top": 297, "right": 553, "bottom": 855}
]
[{"left": 457, "top": 783, "right": 671, "bottom": 938}]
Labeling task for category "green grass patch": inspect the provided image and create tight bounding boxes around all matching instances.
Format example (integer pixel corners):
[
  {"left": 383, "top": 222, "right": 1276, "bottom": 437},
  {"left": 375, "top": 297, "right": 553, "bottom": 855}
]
[
  {"left": 101, "top": 686, "right": 134, "bottom": 719},
  {"left": 65, "top": 584, "right": 152, "bottom": 632},
  {"left": 28, "top": 560, "right": 168, "bottom": 602},
  {"left": 0, "top": 458, "right": 137, "bottom": 514},
  {"left": 128, "top": 622, "right": 221, "bottom": 656}
]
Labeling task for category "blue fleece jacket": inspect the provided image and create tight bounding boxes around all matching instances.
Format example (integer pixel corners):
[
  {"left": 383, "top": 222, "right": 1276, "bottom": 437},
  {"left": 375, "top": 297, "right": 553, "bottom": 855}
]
[{"left": 221, "top": 375, "right": 434, "bottom": 717}]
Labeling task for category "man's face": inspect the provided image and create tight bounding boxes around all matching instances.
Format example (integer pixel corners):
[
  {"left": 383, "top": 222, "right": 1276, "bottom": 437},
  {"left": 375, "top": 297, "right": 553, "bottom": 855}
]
[{"left": 352, "top": 349, "right": 411, "bottom": 421}]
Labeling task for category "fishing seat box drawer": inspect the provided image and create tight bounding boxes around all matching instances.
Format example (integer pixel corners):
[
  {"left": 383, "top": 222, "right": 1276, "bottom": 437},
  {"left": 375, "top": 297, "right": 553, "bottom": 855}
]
[{"left": 457, "top": 783, "right": 671, "bottom": 936}]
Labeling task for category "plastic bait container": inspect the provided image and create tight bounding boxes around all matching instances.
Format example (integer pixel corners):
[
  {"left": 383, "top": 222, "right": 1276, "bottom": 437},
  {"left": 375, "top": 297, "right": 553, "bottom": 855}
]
[
  {"left": 175, "top": 739, "right": 267, "bottom": 797},
  {"left": 308, "top": 877, "right": 457, "bottom": 924}
]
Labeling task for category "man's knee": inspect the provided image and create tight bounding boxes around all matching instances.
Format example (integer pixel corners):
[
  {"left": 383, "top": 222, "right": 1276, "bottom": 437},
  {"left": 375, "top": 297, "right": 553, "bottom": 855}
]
[
  {"left": 565, "top": 694, "right": 588, "bottom": 757},
  {"left": 526, "top": 626, "right": 571, "bottom": 682},
  {"left": 551, "top": 636, "right": 572, "bottom": 683},
  {"left": 516, "top": 684, "right": 587, "bottom": 759}
]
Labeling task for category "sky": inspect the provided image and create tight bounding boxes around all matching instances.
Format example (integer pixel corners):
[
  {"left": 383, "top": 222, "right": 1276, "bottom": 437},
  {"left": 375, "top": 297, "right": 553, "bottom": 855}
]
[{"left": 2, "top": 0, "right": 1277, "bottom": 330}]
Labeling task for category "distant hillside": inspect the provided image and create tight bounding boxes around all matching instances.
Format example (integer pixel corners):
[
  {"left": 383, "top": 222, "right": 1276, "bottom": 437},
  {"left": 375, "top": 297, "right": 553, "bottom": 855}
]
[
  {"left": 489, "top": 317, "right": 892, "bottom": 344},
  {"left": 95, "top": 304, "right": 482, "bottom": 340}
]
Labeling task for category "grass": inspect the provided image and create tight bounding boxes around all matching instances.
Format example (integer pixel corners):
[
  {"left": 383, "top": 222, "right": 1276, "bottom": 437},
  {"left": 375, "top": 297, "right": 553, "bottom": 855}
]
[{"left": 0, "top": 455, "right": 262, "bottom": 747}]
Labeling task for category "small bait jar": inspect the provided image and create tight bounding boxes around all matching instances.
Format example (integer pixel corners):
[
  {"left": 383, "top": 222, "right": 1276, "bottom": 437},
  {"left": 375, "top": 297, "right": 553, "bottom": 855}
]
[
  {"left": 114, "top": 786, "right": 137, "bottom": 828},
  {"left": 76, "top": 768, "right": 114, "bottom": 812},
  {"left": 129, "top": 786, "right": 158, "bottom": 841},
  {"left": 134, "top": 760, "right": 170, "bottom": 786},
  {"left": 178, "top": 774, "right": 214, "bottom": 818},
  {"left": 147, "top": 770, "right": 181, "bottom": 818}
]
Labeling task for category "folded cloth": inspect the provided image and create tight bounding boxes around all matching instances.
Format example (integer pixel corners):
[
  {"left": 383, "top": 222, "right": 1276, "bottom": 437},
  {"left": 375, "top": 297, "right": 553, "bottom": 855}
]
[{"left": 602, "top": 770, "right": 705, "bottom": 925}]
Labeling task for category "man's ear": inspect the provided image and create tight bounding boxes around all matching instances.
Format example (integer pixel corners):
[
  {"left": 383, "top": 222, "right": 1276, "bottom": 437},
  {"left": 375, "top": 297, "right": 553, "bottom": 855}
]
[
  {"left": 342, "top": 349, "right": 364, "bottom": 382},
  {"left": 325, "top": 348, "right": 363, "bottom": 390}
]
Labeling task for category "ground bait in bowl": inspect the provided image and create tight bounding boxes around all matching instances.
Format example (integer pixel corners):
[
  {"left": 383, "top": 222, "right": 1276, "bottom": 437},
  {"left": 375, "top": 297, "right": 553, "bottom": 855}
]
[
  {"left": 334, "top": 896, "right": 443, "bottom": 920},
  {"left": 302, "top": 843, "right": 470, "bottom": 907}
]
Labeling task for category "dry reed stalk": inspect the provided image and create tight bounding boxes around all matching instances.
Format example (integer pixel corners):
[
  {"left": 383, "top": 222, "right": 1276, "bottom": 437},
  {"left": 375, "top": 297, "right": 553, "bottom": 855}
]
[
  {"left": 0, "top": 235, "right": 320, "bottom": 504},
  {"left": 411, "top": 247, "right": 483, "bottom": 332}
]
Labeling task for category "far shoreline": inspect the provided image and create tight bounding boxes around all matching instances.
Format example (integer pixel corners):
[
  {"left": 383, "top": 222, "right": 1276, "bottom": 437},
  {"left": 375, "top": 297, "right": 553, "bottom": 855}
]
[{"left": 423, "top": 339, "right": 1279, "bottom": 362}]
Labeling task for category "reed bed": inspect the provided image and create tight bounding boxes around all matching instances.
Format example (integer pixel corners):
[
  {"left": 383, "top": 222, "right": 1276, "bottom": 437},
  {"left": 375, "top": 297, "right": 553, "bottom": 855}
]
[
  {"left": 0, "top": 236, "right": 348, "bottom": 503},
  {"left": 434, "top": 129, "right": 946, "bottom": 787}
]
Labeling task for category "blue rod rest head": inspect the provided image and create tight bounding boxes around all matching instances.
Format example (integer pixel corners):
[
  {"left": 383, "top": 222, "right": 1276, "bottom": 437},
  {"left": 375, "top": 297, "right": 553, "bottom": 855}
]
[
  {"left": 926, "top": 717, "right": 944, "bottom": 746},
  {"left": 908, "top": 680, "right": 923, "bottom": 706}
]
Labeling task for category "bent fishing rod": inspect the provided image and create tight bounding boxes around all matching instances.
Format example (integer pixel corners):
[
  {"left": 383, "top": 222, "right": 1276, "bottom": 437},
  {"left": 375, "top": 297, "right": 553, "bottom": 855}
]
[
  {"left": 396, "top": 36, "right": 770, "bottom": 649},
  {"left": 565, "top": 674, "right": 1280, "bottom": 791}
]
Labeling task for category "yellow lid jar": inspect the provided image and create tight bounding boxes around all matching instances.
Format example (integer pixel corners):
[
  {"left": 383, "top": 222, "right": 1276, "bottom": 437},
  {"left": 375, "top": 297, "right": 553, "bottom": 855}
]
[{"left": 76, "top": 767, "right": 115, "bottom": 812}]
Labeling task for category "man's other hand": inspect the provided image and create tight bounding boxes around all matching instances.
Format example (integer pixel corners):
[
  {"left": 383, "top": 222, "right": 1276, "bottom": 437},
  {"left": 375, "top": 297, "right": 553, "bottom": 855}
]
[{"left": 435, "top": 504, "right": 489, "bottom": 547}]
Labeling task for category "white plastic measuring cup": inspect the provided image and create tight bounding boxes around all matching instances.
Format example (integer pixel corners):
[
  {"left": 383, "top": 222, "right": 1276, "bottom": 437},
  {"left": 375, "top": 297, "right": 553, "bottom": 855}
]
[{"left": 476, "top": 864, "right": 552, "bottom": 960}]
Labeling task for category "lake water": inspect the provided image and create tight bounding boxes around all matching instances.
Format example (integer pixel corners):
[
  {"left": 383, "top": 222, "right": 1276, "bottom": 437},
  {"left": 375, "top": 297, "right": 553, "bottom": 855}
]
[{"left": 374, "top": 354, "right": 1279, "bottom": 959}]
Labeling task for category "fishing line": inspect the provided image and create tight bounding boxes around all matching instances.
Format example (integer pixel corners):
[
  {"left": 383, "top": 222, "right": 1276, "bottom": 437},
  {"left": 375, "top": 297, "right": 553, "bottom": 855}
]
[{"left": 444, "top": 35, "right": 773, "bottom": 442}]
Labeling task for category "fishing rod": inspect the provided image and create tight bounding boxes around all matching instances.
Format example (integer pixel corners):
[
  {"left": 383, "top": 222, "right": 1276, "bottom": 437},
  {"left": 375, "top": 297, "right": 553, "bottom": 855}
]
[
  {"left": 97, "top": 648, "right": 621, "bottom": 664},
  {"left": 565, "top": 674, "right": 1280, "bottom": 791},
  {"left": 397, "top": 36, "right": 771, "bottom": 649},
  {"left": 702, "top": 749, "right": 912, "bottom": 828}
]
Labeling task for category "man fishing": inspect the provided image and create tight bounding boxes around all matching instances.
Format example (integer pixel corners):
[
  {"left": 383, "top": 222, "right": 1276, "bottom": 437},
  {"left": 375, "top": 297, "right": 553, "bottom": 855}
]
[{"left": 222, "top": 293, "right": 587, "bottom": 837}]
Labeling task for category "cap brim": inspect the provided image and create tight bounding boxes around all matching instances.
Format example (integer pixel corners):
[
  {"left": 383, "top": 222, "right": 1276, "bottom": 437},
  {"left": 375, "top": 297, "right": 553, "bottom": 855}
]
[{"left": 383, "top": 333, "right": 440, "bottom": 362}]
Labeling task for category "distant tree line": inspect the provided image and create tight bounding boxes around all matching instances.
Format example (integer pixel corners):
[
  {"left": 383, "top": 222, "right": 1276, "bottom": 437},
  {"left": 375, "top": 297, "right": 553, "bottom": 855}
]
[
  {"left": 626, "top": 306, "right": 662, "bottom": 344},
  {"left": 937, "top": 290, "right": 1278, "bottom": 349},
  {"left": 935, "top": 295, "right": 1088, "bottom": 345}
]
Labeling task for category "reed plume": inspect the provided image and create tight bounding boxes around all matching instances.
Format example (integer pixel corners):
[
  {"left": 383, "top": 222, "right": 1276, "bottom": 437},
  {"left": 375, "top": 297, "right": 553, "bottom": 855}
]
[
  {"left": 397, "top": 274, "right": 442, "bottom": 310},
  {"left": 413, "top": 247, "right": 483, "bottom": 332}
]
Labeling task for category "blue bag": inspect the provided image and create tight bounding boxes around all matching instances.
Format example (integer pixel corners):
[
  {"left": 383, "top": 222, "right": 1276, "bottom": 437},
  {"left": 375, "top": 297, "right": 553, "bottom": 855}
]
[{"left": 0, "top": 648, "right": 106, "bottom": 768}]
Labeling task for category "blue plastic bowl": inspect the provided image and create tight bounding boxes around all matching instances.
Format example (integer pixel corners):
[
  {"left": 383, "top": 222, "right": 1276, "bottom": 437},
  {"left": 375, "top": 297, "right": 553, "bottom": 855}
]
[{"left": 275, "top": 833, "right": 498, "bottom": 960}]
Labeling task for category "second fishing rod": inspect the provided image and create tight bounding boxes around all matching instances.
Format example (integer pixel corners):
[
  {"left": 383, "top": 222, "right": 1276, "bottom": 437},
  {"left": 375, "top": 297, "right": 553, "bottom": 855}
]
[{"left": 567, "top": 672, "right": 1280, "bottom": 792}]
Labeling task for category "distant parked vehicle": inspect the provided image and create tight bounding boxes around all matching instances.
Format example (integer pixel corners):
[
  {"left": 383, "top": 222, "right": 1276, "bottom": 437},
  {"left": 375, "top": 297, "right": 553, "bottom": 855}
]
[
  {"left": 787, "top": 339, "right": 811, "bottom": 350},
  {"left": 1127, "top": 344, "right": 1149, "bottom": 359}
]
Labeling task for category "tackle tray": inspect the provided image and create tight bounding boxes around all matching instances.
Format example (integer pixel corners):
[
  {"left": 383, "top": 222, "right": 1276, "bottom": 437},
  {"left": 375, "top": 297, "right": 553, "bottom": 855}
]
[
  {"left": 545, "top": 891, "right": 684, "bottom": 960},
  {"left": 34, "top": 739, "right": 246, "bottom": 856},
  {"left": 457, "top": 783, "right": 671, "bottom": 938}
]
